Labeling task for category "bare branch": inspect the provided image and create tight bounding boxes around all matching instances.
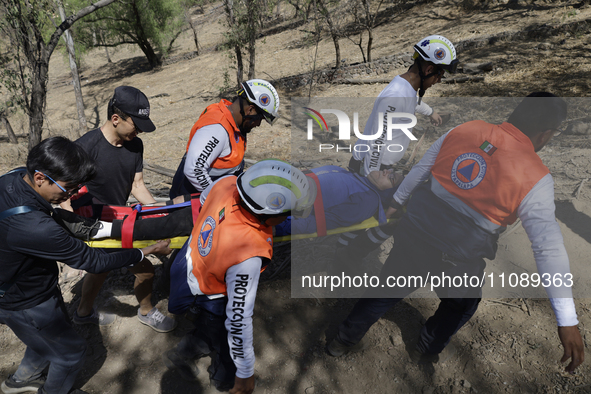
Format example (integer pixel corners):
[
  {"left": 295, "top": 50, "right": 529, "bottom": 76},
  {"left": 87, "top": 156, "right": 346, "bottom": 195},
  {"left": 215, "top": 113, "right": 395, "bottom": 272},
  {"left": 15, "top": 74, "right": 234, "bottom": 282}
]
[{"left": 47, "top": 0, "right": 118, "bottom": 59}]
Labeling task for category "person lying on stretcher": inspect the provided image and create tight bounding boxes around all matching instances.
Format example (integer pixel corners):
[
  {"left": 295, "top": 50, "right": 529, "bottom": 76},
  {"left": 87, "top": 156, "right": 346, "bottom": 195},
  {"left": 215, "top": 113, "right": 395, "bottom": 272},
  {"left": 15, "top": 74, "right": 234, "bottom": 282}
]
[
  {"left": 274, "top": 165, "right": 403, "bottom": 236},
  {"left": 56, "top": 165, "right": 402, "bottom": 242}
]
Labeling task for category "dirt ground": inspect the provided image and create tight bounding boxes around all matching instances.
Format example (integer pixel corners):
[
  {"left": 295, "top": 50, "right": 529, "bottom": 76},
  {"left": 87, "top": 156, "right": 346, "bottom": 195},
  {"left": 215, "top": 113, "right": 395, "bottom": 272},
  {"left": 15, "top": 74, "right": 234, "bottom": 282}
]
[{"left": 2, "top": 0, "right": 591, "bottom": 393}]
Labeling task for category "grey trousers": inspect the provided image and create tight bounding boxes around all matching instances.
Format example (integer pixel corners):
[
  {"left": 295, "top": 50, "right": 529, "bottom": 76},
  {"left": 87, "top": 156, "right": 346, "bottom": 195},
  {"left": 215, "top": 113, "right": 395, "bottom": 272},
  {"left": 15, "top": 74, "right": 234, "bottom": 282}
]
[{"left": 0, "top": 290, "right": 87, "bottom": 394}]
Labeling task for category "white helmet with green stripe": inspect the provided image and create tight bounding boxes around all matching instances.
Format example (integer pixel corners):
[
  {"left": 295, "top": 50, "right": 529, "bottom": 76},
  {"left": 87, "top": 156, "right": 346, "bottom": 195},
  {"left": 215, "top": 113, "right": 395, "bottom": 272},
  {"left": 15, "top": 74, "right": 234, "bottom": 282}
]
[
  {"left": 238, "top": 79, "right": 280, "bottom": 125},
  {"left": 237, "top": 159, "right": 316, "bottom": 216},
  {"left": 413, "top": 35, "right": 458, "bottom": 73}
]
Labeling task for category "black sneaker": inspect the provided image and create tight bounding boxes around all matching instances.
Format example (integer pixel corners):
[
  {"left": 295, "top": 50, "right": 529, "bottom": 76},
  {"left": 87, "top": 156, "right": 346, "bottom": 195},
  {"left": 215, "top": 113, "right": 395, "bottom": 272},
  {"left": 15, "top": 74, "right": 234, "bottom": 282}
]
[
  {"left": 163, "top": 349, "right": 199, "bottom": 381},
  {"left": 54, "top": 209, "right": 103, "bottom": 241},
  {"left": 207, "top": 365, "right": 234, "bottom": 392},
  {"left": 410, "top": 342, "right": 457, "bottom": 364},
  {"left": 1, "top": 374, "right": 45, "bottom": 394},
  {"left": 73, "top": 308, "right": 116, "bottom": 326},
  {"left": 326, "top": 337, "right": 368, "bottom": 357}
]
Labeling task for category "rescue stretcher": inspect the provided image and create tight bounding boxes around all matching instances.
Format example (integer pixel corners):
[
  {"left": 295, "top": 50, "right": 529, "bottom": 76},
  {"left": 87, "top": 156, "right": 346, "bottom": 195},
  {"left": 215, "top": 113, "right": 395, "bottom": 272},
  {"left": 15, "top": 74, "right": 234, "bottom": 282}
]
[
  {"left": 84, "top": 172, "right": 393, "bottom": 248},
  {"left": 85, "top": 216, "right": 387, "bottom": 249}
]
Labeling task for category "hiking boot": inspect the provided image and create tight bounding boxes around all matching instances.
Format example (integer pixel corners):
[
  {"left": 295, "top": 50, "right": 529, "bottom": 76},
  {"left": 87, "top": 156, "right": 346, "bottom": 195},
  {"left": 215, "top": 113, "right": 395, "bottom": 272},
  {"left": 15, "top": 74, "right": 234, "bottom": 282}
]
[
  {"left": 138, "top": 307, "right": 177, "bottom": 333},
  {"left": 326, "top": 337, "right": 368, "bottom": 357},
  {"left": 163, "top": 349, "right": 199, "bottom": 381},
  {"left": 410, "top": 342, "right": 457, "bottom": 365},
  {"left": 1, "top": 374, "right": 45, "bottom": 394},
  {"left": 207, "top": 365, "right": 234, "bottom": 392},
  {"left": 73, "top": 308, "right": 115, "bottom": 326}
]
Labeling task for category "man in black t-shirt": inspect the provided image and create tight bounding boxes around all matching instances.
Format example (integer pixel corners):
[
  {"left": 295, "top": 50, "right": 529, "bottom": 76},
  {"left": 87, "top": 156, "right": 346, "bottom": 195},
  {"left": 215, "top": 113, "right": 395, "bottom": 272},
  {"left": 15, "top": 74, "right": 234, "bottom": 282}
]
[
  {"left": 61, "top": 86, "right": 176, "bottom": 333},
  {"left": 74, "top": 128, "right": 143, "bottom": 206}
]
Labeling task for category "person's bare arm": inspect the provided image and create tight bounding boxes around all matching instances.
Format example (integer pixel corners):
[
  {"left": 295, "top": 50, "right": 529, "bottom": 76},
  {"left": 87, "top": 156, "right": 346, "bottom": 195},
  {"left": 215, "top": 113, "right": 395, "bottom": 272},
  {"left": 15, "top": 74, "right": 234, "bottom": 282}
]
[{"left": 131, "top": 172, "right": 157, "bottom": 205}]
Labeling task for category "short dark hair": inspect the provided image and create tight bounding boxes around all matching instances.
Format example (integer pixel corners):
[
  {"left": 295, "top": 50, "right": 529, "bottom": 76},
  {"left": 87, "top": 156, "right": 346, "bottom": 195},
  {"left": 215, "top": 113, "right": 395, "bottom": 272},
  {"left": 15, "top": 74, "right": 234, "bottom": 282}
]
[
  {"left": 26, "top": 137, "right": 96, "bottom": 186},
  {"left": 411, "top": 56, "right": 437, "bottom": 72},
  {"left": 107, "top": 105, "right": 129, "bottom": 121},
  {"left": 507, "top": 92, "right": 567, "bottom": 138}
]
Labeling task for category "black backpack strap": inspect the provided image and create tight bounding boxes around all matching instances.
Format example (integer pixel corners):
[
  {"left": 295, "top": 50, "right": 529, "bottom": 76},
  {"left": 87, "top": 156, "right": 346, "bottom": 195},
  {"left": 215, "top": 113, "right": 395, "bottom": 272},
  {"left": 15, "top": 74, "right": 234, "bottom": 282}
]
[{"left": 0, "top": 205, "right": 37, "bottom": 298}]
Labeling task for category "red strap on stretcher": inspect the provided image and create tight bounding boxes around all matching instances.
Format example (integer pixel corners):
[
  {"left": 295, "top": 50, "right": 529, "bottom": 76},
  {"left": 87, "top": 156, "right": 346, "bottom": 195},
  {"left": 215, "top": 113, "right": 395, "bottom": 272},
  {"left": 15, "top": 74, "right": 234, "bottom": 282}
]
[
  {"left": 119, "top": 196, "right": 202, "bottom": 248},
  {"left": 121, "top": 205, "right": 141, "bottom": 248},
  {"left": 306, "top": 173, "right": 326, "bottom": 237},
  {"left": 191, "top": 195, "right": 202, "bottom": 224}
]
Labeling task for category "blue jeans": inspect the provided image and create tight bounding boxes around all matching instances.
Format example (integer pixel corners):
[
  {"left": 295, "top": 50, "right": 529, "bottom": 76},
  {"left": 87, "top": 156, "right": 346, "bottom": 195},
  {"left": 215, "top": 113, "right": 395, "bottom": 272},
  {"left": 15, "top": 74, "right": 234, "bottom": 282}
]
[
  {"left": 336, "top": 220, "right": 483, "bottom": 355},
  {"left": 0, "top": 290, "right": 87, "bottom": 394}
]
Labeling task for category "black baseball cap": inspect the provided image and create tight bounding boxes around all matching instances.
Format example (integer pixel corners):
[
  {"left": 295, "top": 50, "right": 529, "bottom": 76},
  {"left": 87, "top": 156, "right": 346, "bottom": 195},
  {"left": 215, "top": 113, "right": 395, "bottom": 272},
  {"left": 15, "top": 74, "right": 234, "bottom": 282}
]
[{"left": 109, "top": 86, "right": 156, "bottom": 133}]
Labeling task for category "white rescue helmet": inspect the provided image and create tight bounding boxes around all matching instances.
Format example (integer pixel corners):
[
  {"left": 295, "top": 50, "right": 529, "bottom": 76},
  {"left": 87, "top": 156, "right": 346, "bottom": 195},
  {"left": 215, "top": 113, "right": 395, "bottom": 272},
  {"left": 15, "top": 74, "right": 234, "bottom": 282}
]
[
  {"left": 237, "top": 159, "right": 316, "bottom": 217},
  {"left": 238, "top": 79, "right": 280, "bottom": 125},
  {"left": 413, "top": 35, "right": 458, "bottom": 73}
]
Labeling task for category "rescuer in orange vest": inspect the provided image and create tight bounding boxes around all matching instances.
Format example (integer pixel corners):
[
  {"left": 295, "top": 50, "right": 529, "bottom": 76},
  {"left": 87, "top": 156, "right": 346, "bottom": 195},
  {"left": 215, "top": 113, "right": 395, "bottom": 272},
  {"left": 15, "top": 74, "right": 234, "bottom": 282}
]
[
  {"left": 165, "top": 160, "right": 316, "bottom": 393},
  {"left": 327, "top": 93, "right": 584, "bottom": 374},
  {"left": 169, "top": 79, "right": 280, "bottom": 199}
]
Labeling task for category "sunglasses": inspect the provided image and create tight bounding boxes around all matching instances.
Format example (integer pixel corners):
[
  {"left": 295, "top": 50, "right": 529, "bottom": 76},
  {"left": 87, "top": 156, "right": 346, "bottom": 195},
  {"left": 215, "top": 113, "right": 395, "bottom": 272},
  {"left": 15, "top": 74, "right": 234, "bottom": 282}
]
[{"left": 35, "top": 170, "right": 83, "bottom": 197}]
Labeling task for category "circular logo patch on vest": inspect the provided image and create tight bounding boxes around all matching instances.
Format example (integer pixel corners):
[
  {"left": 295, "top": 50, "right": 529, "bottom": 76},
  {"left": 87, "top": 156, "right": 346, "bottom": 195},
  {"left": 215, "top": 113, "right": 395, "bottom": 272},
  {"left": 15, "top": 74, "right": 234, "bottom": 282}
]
[
  {"left": 198, "top": 216, "right": 216, "bottom": 257},
  {"left": 434, "top": 48, "right": 446, "bottom": 60},
  {"left": 259, "top": 94, "right": 271, "bottom": 107},
  {"left": 451, "top": 152, "right": 487, "bottom": 190},
  {"left": 266, "top": 192, "right": 286, "bottom": 210}
]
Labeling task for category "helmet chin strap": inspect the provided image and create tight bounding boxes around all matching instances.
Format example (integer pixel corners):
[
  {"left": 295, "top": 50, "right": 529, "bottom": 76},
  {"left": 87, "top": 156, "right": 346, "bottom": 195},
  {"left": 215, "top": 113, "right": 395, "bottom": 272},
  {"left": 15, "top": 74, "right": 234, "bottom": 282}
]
[
  {"left": 238, "top": 97, "right": 260, "bottom": 135},
  {"left": 414, "top": 59, "right": 440, "bottom": 105}
]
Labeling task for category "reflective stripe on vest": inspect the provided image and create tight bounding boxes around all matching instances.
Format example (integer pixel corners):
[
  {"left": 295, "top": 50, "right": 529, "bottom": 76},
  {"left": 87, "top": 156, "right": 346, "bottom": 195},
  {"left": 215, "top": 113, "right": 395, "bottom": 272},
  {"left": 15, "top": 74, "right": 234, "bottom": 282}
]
[
  {"left": 186, "top": 99, "right": 245, "bottom": 170},
  {"left": 430, "top": 121, "right": 549, "bottom": 228},
  {"left": 185, "top": 176, "right": 273, "bottom": 296}
]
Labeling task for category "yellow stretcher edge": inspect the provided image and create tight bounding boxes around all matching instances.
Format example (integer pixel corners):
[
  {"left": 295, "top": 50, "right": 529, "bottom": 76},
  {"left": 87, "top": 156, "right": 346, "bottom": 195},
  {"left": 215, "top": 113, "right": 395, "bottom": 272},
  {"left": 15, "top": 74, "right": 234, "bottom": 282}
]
[{"left": 85, "top": 217, "right": 396, "bottom": 249}]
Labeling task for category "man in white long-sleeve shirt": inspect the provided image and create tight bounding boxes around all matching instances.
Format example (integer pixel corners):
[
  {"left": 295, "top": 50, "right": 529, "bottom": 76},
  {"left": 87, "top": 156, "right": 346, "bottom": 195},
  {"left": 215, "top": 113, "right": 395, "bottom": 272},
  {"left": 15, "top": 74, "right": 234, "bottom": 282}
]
[
  {"left": 349, "top": 34, "right": 459, "bottom": 177},
  {"left": 165, "top": 160, "right": 316, "bottom": 393},
  {"left": 327, "top": 93, "right": 584, "bottom": 374},
  {"left": 169, "top": 79, "right": 280, "bottom": 199},
  {"left": 338, "top": 35, "right": 458, "bottom": 252}
]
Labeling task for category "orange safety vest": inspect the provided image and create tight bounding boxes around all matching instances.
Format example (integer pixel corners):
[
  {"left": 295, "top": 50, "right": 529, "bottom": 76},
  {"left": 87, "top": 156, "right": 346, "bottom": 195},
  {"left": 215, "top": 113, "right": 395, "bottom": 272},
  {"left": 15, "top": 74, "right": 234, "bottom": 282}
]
[
  {"left": 430, "top": 121, "right": 549, "bottom": 227},
  {"left": 186, "top": 99, "right": 245, "bottom": 170},
  {"left": 188, "top": 176, "right": 273, "bottom": 296}
]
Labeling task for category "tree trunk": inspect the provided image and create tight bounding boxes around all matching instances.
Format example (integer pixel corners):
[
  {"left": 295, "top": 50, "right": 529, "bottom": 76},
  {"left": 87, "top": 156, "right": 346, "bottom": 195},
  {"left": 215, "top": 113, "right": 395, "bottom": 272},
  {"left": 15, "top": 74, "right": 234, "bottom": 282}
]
[
  {"left": 367, "top": 28, "right": 373, "bottom": 63},
  {"left": 28, "top": 62, "right": 49, "bottom": 150},
  {"left": 225, "top": 0, "right": 243, "bottom": 84},
  {"left": 104, "top": 46, "right": 112, "bottom": 63},
  {"left": 1, "top": 114, "right": 18, "bottom": 144},
  {"left": 247, "top": 45, "right": 255, "bottom": 79},
  {"left": 57, "top": 0, "right": 87, "bottom": 137},
  {"left": 316, "top": 0, "right": 340, "bottom": 70},
  {"left": 246, "top": 0, "right": 256, "bottom": 79},
  {"left": 355, "top": 33, "right": 366, "bottom": 63},
  {"left": 99, "top": 31, "right": 112, "bottom": 63},
  {"left": 332, "top": 33, "right": 341, "bottom": 69},
  {"left": 235, "top": 45, "right": 244, "bottom": 84},
  {"left": 131, "top": 0, "right": 162, "bottom": 68},
  {"left": 188, "top": 17, "right": 199, "bottom": 55},
  {"left": 140, "top": 43, "right": 162, "bottom": 68}
]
